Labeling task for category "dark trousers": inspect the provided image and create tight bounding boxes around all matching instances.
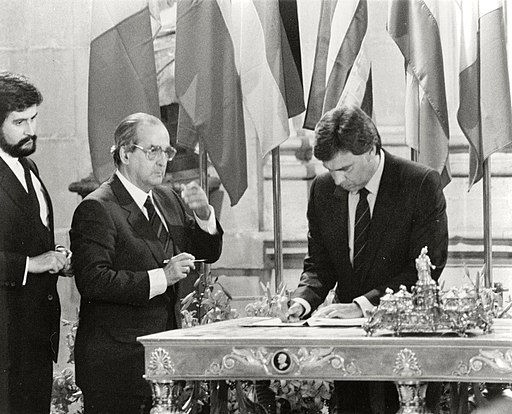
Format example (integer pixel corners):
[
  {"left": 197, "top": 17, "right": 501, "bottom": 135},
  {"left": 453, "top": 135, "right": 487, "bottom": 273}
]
[
  {"left": 333, "top": 381, "right": 442, "bottom": 414},
  {"left": 333, "top": 381, "right": 399, "bottom": 414},
  {"left": 82, "top": 389, "right": 153, "bottom": 414},
  {"left": 0, "top": 351, "right": 53, "bottom": 414}
]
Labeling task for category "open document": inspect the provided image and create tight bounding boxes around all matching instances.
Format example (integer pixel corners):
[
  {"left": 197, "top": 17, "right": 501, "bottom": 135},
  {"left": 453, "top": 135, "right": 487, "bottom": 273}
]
[{"left": 243, "top": 316, "right": 366, "bottom": 327}]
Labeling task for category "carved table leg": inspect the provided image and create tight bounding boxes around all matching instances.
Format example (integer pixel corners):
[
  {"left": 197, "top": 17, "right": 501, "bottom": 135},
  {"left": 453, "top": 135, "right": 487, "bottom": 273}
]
[
  {"left": 149, "top": 380, "right": 184, "bottom": 414},
  {"left": 395, "top": 381, "right": 433, "bottom": 414}
]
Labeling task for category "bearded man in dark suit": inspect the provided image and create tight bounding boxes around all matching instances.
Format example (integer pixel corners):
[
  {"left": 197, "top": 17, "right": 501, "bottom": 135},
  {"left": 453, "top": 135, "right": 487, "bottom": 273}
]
[
  {"left": 70, "top": 112, "right": 223, "bottom": 414},
  {"left": 0, "top": 71, "right": 72, "bottom": 414},
  {"left": 287, "top": 105, "right": 448, "bottom": 414}
]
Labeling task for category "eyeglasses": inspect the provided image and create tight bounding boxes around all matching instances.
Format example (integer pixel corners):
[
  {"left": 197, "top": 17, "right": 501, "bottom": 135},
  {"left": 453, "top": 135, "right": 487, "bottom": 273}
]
[{"left": 132, "top": 144, "right": 177, "bottom": 161}]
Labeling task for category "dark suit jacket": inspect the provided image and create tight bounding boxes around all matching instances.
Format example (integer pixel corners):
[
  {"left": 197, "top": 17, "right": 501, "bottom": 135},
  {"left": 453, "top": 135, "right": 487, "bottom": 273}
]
[
  {"left": 0, "top": 156, "right": 60, "bottom": 412},
  {"left": 70, "top": 174, "right": 223, "bottom": 396},
  {"left": 292, "top": 150, "right": 448, "bottom": 312}
]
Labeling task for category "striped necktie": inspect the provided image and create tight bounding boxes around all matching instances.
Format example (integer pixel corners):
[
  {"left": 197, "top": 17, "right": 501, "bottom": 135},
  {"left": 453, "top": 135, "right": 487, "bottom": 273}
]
[
  {"left": 144, "top": 196, "right": 170, "bottom": 251},
  {"left": 353, "top": 187, "right": 370, "bottom": 272}
]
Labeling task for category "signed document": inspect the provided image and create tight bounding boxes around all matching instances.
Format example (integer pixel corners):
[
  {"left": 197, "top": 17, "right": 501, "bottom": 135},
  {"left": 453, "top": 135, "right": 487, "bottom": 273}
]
[
  {"left": 305, "top": 317, "right": 366, "bottom": 327},
  {"left": 243, "top": 317, "right": 366, "bottom": 328}
]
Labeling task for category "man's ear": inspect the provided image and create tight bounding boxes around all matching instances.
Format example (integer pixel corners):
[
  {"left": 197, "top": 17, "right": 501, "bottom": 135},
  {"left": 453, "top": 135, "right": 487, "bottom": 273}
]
[
  {"left": 366, "top": 145, "right": 377, "bottom": 159},
  {"left": 119, "top": 146, "right": 130, "bottom": 165}
]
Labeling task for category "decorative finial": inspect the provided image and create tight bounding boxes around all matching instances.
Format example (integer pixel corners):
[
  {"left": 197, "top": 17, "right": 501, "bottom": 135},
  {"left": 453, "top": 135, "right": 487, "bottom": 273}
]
[{"left": 415, "top": 247, "right": 436, "bottom": 284}]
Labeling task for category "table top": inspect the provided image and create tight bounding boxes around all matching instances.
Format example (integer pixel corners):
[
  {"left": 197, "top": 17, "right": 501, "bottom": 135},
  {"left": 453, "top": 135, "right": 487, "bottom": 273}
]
[{"left": 139, "top": 317, "right": 512, "bottom": 383}]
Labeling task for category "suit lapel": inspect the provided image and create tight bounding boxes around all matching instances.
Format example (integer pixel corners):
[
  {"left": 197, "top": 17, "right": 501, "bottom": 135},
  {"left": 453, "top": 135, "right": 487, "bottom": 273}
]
[
  {"left": 24, "top": 158, "right": 55, "bottom": 233},
  {"left": 110, "top": 175, "right": 167, "bottom": 265},
  {"left": 360, "top": 151, "right": 399, "bottom": 285},
  {"left": 150, "top": 188, "right": 180, "bottom": 299},
  {"left": 332, "top": 185, "right": 352, "bottom": 270},
  {"left": 33, "top": 169, "right": 54, "bottom": 232},
  {"left": 153, "top": 188, "right": 182, "bottom": 255},
  {"left": 0, "top": 156, "right": 34, "bottom": 214}
]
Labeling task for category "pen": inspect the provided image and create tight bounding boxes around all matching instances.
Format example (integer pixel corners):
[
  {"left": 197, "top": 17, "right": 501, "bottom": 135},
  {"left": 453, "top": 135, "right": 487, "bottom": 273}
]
[{"left": 162, "top": 259, "right": 207, "bottom": 264}]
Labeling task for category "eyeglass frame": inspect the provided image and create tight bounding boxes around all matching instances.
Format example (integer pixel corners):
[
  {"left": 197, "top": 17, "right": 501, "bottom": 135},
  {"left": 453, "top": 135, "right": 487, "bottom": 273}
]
[{"left": 131, "top": 144, "right": 177, "bottom": 161}]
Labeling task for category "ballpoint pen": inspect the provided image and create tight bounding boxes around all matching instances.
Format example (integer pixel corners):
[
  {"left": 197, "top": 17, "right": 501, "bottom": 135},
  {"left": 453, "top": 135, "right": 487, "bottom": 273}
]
[{"left": 162, "top": 259, "right": 207, "bottom": 264}]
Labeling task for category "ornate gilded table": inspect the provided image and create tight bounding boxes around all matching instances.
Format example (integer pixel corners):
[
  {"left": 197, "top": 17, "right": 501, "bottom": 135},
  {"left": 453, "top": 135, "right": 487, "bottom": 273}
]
[{"left": 138, "top": 317, "right": 512, "bottom": 413}]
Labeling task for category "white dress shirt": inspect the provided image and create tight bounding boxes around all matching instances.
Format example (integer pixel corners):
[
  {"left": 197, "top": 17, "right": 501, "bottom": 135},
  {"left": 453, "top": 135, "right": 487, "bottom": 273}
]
[
  {"left": 350, "top": 151, "right": 385, "bottom": 315},
  {"left": 0, "top": 150, "right": 50, "bottom": 285},
  {"left": 348, "top": 150, "right": 385, "bottom": 262},
  {"left": 0, "top": 150, "right": 49, "bottom": 227}
]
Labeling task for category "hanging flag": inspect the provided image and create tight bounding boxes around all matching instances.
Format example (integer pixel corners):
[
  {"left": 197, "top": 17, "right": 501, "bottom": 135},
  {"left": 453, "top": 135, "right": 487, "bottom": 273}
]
[
  {"left": 388, "top": 0, "right": 451, "bottom": 187},
  {"left": 304, "top": 0, "right": 372, "bottom": 130},
  {"left": 89, "top": 0, "right": 160, "bottom": 183},
  {"left": 231, "top": 0, "right": 305, "bottom": 157},
  {"left": 175, "top": 0, "right": 247, "bottom": 206},
  {"left": 278, "top": 0, "right": 305, "bottom": 120},
  {"left": 458, "top": 0, "right": 512, "bottom": 190}
]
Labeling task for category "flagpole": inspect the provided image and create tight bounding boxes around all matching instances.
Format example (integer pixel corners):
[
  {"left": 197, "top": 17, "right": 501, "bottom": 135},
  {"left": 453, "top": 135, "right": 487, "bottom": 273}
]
[
  {"left": 476, "top": 11, "right": 492, "bottom": 289},
  {"left": 198, "top": 141, "right": 208, "bottom": 193},
  {"left": 482, "top": 158, "right": 493, "bottom": 288},
  {"left": 198, "top": 140, "right": 211, "bottom": 277},
  {"left": 272, "top": 147, "right": 283, "bottom": 292}
]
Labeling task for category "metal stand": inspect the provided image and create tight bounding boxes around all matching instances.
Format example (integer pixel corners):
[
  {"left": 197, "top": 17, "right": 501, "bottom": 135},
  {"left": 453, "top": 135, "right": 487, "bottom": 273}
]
[
  {"left": 395, "top": 381, "right": 433, "bottom": 414},
  {"left": 272, "top": 147, "right": 283, "bottom": 292}
]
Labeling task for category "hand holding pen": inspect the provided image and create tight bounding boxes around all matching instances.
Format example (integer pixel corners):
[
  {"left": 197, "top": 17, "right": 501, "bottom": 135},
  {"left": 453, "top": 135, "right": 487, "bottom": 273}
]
[{"left": 162, "top": 253, "right": 200, "bottom": 286}]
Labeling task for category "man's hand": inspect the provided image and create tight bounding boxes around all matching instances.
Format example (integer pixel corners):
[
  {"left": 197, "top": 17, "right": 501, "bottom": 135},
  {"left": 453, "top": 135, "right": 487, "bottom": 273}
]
[
  {"left": 180, "top": 181, "right": 210, "bottom": 220},
  {"left": 28, "top": 251, "right": 67, "bottom": 274},
  {"left": 285, "top": 302, "right": 305, "bottom": 323},
  {"left": 312, "top": 303, "right": 363, "bottom": 319},
  {"left": 163, "top": 252, "right": 196, "bottom": 286},
  {"left": 55, "top": 245, "right": 73, "bottom": 277}
]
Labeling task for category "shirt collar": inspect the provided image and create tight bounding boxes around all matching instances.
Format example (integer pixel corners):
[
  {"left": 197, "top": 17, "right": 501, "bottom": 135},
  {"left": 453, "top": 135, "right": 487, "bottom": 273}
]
[
  {"left": 0, "top": 147, "right": 21, "bottom": 170},
  {"left": 363, "top": 150, "right": 385, "bottom": 196},
  {"left": 115, "top": 170, "right": 153, "bottom": 210}
]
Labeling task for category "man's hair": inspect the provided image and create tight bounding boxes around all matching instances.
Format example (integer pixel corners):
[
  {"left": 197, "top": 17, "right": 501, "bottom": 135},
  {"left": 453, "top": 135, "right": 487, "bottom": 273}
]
[
  {"left": 0, "top": 71, "right": 43, "bottom": 126},
  {"left": 111, "top": 112, "right": 162, "bottom": 166},
  {"left": 313, "top": 105, "right": 381, "bottom": 161}
]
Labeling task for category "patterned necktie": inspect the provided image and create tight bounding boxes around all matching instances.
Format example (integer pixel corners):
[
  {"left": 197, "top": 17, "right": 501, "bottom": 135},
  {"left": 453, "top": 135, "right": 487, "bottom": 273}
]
[
  {"left": 144, "top": 196, "right": 171, "bottom": 252},
  {"left": 19, "top": 157, "right": 40, "bottom": 214},
  {"left": 353, "top": 187, "right": 371, "bottom": 272}
]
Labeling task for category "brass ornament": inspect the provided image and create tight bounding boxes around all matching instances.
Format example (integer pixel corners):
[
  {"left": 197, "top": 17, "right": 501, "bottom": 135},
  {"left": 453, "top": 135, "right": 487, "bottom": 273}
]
[
  {"left": 453, "top": 348, "right": 512, "bottom": 376},
  {"left": 206, "top": 346, "right": 361, "bottom": 376},
  {"left": 394, "top": 348, "right": 423, "bottom": 377},
  {"left": 148, "top": 347, "right": 175, "bottom": 377},
  {"left": 364, "top": 247, "right": 495, "bottom": 337}
]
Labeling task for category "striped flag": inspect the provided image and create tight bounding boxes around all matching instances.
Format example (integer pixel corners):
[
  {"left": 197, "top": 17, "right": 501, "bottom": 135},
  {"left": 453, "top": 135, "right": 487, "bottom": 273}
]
[
  {"left": 458, "top": 0, "right": 512, "bottom": 190},
  {"left": 176, "top": 0, "right": 304, "bottom": 205},
  {"left": 230, "top": 0, "right": 305, "bottom": 156},
  {"left": 303, "top": 0, "right": 372, "bottom": 130},
  {"left": 89, "top": 0, "right": 160, "bottom": 183},
  {"left": 175, "top": 0, "right": 247, "bottom": 206},
  {"left": 278, "top": 0, "right": 305, "bottom": 120},
  {"left": 231, "top": 0, "right": 289, "bottom": 157},
  {"left": 388, "top": 0, "right": 451, "bottom": 187}
]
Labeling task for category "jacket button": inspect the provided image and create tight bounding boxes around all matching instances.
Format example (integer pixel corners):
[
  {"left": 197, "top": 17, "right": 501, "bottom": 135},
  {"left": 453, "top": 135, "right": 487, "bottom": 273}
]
[{"left": 47, "top": 294, "right": 53, "bottom": 301}]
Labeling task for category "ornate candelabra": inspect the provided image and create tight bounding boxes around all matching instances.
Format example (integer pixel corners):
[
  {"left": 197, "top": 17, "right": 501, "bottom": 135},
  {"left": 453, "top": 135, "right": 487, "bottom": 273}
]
[{"left": 364, "top": 247, "right": 495, "bottom": 337}]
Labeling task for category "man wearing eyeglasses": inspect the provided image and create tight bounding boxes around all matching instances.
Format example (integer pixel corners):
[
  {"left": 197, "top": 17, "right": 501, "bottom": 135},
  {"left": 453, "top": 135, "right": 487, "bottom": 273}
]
[{"left": 70, "top": 112, "right": 223, "bottom": 414}]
